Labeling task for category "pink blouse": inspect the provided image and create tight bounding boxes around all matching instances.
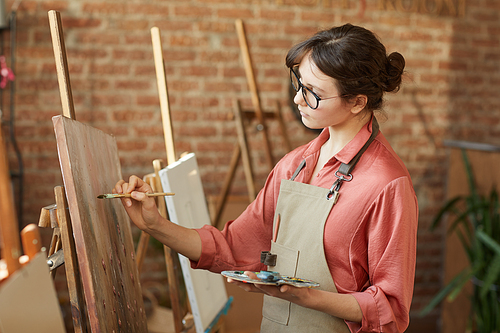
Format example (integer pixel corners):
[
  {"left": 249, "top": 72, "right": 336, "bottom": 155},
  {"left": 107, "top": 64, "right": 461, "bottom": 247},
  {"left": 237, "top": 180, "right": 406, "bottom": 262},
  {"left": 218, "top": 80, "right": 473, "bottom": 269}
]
[{"left": 193, "top": 118, "right": 418, "bottom": 333}]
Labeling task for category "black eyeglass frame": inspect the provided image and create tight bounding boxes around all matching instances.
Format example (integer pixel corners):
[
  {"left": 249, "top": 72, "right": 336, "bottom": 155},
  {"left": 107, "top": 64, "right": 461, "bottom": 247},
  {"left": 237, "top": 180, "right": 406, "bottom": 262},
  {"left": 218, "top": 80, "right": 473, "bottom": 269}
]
[{"left": 290, "top": 67, "right": 343, "bottom": 110}]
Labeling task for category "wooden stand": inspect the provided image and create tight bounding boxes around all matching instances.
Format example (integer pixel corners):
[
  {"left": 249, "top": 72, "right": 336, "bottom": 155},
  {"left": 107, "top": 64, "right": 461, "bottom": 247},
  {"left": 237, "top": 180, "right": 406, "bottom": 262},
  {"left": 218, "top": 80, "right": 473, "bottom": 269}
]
[
  {"left": 0, "top": 114, "right": 66, "bottom": 332},
  {"left": 133, "top": 27, "right": 228, "bottom": 333},
  {"left": 37, "top": 10, "right": 148, "bottom": 332},
  {"left": 211, "top": 20, "right": 291, "bottom": 229}
]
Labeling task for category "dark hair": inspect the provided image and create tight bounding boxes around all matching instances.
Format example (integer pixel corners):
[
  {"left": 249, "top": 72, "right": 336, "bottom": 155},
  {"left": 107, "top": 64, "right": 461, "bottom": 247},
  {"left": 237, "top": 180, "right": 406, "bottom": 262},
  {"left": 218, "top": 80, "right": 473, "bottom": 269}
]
[{"left": 285, "top": 23, "right": 405, "bottom": 111}]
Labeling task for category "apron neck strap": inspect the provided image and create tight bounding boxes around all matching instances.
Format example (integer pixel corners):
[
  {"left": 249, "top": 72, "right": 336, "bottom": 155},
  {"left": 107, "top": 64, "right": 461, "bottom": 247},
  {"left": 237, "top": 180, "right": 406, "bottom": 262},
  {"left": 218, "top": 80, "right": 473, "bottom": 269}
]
[
  {"left": 290, "top": 117, "right": 380, "bottom": 182},
  {"left": 338, "top": 116, "right": 380, "bottom": 177},
  {"left": 290, "top": 159, "right": 306, "bottom": 181},
  {"left": 326, "top": 117, "right": 380, "bottom": 202}
]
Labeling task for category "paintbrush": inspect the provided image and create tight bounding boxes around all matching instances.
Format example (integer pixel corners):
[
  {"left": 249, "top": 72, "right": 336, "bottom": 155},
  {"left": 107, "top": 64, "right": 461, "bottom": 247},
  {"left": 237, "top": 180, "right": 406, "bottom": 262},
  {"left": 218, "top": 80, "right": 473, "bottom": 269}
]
[{"left": 97, "top": 192, "right": 175, "bottom": 199}]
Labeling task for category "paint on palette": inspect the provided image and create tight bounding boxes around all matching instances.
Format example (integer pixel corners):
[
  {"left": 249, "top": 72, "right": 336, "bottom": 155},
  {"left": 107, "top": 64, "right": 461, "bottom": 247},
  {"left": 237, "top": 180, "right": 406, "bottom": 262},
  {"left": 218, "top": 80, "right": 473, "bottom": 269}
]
[{"left": 221, "top": 270, "right": 320, "bottom": 288}]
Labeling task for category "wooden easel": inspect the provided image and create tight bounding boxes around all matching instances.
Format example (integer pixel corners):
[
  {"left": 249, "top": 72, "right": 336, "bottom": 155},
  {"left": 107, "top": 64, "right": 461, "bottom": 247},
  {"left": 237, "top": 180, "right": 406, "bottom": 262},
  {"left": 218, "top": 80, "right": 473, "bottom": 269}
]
[
  {"left": 38, "top": 10, "right": 147, "bottom": 332},
  {"left": 0, "top": 114, "right": 66, "bottom": 332},
  {"left": 134, "top": 26, "right": 192, "bottom": 333},
  {"left": 211, "top": 19, "right": 291, "bottom": 229},
  {"left": 39, "top": 10, "right": 89, "bottom": 332},
  {"left": 134, "top": 27, "right": 228, "bottom": 333}
]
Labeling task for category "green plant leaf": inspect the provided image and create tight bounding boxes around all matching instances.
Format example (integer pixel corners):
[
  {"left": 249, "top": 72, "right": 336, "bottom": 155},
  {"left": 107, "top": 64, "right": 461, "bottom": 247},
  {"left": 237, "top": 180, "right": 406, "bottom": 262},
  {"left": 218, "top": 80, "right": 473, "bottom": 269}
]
[
  {"left": 455, "top": 227, "right": 473, "bottom": 262},
  {"left": 447, "top": 268, "right": 476, "bottom": 301},
  {"left": 462, "top": 149, "right": 479, "bottom": 202},
  {"left": 479, "top": 253, "right": 500, "bottom": 299},
  {"left": 477, "top": 229, "right": 500, "bottom": 255},
  {"left": 430, "top": 196, "right": 464, "bottom": 231},
  {"left": 419, "top": 268, "right": 471, "bottom": 316},
  {"left": 425, "top": 149, "right": 500, "bottom": 330}
]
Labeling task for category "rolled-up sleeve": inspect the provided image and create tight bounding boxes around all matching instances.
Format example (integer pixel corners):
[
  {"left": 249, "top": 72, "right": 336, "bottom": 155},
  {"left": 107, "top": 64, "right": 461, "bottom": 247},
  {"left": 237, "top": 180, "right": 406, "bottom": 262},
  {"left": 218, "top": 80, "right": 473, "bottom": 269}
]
[
  {"left": 347, "top": 177, "right": 418, "bottom": 333},
  {"left": 190, "top": 167, "right": 282, "bottom": 273}
]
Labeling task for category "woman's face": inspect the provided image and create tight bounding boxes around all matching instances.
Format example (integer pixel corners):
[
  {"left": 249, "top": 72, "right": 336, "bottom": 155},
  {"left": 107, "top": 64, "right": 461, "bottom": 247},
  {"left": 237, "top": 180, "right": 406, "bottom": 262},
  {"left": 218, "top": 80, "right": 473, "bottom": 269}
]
[{"left": 293, "top": 55, "right": 356, "bottom": 130}]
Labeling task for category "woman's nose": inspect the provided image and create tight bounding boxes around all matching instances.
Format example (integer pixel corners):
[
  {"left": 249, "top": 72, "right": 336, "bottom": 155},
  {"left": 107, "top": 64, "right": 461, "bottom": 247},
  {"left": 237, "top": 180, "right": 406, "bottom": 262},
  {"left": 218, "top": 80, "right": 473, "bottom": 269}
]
[{"left": 293, "top": 89, "right": 306, "bottom": 106}]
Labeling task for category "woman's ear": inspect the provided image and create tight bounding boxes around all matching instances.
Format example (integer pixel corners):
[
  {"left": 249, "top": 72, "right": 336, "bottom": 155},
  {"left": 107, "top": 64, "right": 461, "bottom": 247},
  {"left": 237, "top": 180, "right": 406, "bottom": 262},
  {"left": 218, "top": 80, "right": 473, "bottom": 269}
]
[{"left": 351, "top": 95, "right": 368, "bottom": 114}]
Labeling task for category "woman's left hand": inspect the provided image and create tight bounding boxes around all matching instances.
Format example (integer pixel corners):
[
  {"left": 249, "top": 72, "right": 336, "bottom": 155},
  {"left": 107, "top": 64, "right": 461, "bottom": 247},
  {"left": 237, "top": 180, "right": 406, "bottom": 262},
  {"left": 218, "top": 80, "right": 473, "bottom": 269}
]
[{"left": 227, "top": 271, "right": 313, "bottom": 308}]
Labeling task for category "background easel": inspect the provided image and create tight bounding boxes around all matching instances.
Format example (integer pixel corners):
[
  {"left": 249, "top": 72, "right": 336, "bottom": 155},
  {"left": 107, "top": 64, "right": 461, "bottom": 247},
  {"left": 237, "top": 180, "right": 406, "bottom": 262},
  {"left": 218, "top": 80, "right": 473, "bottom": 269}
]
[
  {"left": 211, "top": 19, "right": 291, "bottom": 230},
  {"left": 39, "top": 10, "right": 147, "bottom": 332},
  {"left": 134, "top": 26, "right": 229, "bottom": 333},
  {"left": 135, "top": 26, "right": 192, "bottom": 333}
]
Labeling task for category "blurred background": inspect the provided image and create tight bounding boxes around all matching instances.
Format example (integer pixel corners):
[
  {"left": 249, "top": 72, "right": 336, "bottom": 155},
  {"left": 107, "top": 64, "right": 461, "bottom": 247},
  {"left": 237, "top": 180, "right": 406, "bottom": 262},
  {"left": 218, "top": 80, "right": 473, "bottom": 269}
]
[{"left": 1, "top": 0, "right": 498, "bottom": 332}]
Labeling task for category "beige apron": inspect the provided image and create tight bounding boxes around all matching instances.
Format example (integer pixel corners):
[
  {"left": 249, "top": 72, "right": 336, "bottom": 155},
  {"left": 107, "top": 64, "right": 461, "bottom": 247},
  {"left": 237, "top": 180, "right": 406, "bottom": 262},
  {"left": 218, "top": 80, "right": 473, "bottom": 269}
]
[
  {"left": 260, "top": 178, "right": 350, "bottom": 332},
  {"left": 260, "top": 118, "right": 380, "bottom": 332}
]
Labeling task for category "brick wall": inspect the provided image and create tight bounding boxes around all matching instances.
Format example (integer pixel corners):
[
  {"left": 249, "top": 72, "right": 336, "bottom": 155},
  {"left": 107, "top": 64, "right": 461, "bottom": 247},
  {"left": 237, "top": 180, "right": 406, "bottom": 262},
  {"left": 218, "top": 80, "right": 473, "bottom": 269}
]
[{"left": 2, "top": 0, "right": 499, "bottom": 331}]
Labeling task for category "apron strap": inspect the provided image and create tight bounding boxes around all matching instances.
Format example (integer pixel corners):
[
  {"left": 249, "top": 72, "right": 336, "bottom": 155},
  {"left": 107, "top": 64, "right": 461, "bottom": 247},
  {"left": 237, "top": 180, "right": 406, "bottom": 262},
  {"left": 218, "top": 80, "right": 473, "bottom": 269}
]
[
  {"left": 338, "top": 117, "right": 380, "bottom": 177},
  {"left": 290, "top": 159, "right": 306, "bottom": 181},
  {"left": 327, "top": 117, "right": 380, "bottom": 201}
]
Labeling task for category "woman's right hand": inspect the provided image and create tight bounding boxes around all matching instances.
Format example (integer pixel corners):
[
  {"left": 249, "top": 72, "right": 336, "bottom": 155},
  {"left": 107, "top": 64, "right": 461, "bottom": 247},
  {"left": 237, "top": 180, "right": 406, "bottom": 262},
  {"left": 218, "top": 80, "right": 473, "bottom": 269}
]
[
  {"left": 113, "top": 175, "right": 203, "bottom": 262},
  {"left": 113, "top": 175, "right": 162, "bottom": 232}
]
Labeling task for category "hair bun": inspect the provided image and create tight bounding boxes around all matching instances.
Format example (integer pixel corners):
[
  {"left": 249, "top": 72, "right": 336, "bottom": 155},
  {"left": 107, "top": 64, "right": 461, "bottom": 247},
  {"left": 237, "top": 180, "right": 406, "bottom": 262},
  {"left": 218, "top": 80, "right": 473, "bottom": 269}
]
[{"left": 385, "top": 52, "right": 405, "bottom": 92}]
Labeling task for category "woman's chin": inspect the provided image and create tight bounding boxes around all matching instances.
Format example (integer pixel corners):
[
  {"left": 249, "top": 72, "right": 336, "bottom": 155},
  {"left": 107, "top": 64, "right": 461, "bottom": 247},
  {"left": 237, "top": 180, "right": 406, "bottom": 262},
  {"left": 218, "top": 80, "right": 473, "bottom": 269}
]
[{"left": 301, "top": 118, "right": 322, "bottom": 130}]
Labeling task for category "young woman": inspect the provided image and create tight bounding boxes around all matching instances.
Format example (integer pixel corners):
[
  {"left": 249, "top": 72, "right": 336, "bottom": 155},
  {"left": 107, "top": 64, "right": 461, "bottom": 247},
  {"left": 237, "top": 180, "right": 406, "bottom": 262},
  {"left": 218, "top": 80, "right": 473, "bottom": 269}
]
[{"left": 114, "top": 23, "right": 418, "bottom": 333}]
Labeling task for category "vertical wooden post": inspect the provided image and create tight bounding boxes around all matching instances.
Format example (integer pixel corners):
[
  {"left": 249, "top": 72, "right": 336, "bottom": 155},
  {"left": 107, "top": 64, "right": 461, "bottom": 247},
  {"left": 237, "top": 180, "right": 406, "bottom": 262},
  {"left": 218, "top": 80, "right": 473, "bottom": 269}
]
[
  {"left": 0, "top": 124, "right": 21, "bottom": 277},
  {"left": 48, "top": 10, "right": 76, "bottom": 120},
  {"left": 152, "top": 27, "right": 176, "bottom": 164},
  {"left": 235, "top": 19, "right": 274, "bottom": 170}
]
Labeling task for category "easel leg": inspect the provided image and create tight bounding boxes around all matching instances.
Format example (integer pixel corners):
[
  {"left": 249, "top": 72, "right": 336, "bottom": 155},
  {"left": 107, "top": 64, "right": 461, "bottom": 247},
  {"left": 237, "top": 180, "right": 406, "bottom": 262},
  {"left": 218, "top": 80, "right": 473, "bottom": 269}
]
[
  {"left": 54, "top": 185, "right": 89, "bottom": 333},
  {"left": 212, "top": 144, "right": 241, "bottom": 229},
  {"left": 275, "top": 100, "right": 292, "bottom": 152}
]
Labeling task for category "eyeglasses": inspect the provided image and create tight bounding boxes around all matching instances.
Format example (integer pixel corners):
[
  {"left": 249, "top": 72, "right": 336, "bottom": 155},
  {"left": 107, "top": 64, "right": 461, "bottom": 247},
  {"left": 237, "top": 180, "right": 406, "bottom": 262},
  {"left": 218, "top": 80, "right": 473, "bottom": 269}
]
[{"left": 290, "top": 67, "right": 342, "bottom": 110}]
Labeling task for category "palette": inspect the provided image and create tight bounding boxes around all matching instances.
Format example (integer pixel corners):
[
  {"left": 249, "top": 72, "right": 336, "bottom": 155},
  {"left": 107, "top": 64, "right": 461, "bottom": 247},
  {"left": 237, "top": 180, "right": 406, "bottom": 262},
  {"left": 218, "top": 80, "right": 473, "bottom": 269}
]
[{"left": 221, "top": 271, "right": 320, "bottom": 288}]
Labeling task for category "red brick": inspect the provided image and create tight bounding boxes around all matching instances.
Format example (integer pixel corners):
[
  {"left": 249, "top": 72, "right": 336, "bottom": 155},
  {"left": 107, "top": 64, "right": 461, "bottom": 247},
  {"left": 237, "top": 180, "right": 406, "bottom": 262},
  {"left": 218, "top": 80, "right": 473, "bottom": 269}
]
[
  {"left": 62, "top": 18, "right": 102, "bottom": 28},
  {"left": 115, "top": 79, "right": 152, "bottom": 90},
  {"left": 178, "top": 126, "right": 217, "bottom": 137},
  {"left": 178, "top": 96, "right": 219, "bottom": 108},
  {"left": 116, "top": 140, "right": 148, "bottom": 151},
  {"left": 200, "top": 51, "right": 239, "bottom": 63},
  {"left": 112, "top": 110, "right": 155, "bottom": 122},
  {"left": 259, "top": 9, "right": 296, "bottom": 20},
  {"left": 257, "top": 38, "right": 293, "bottom": 49},
  {"left": 152, "top": 21, "right": 194, "bottom": 32},
  {"left": 198, "top": 21, "right": 234, "bottom": 33},
  {"left": 125, "top": 4, "right": 169, "bottom": 16},
  {"left": 115, "top": 19, "right": 150, "bottom": 31},
  {"left": 163, "top": 50, "right": 197, "bottom": 62},
  {"left": 112, "top": 49, "right": 151, "bottom": 61},
  {"left": 438, "top": 60, "right": 468, "bottom": 71},
  {"left": 76, "top": 32, "right": 122, "bottom": 45},
  {"left": 179, "top": 66, "right": 217, "bottom": 77},
  {"left": 170, "top": 35, "right": 210, "bottom": 48},
  {"left": 71, "top": 79, "right": 110, "bottom": 91},
  {"left": 91, "top": 94, "right": 132, "bottom": 106},
  {"left": 216, "top": 8, "right": 254, "bottom": 19},
  {"left": 90, "top": 63, "right": 131, "bottom": 75},
  {"left": 40, "top": 1, "right": 69, "bottom": 12},
  {"left": 174, "top": 5, "right": 213, "bottom": 17},
  {"left": 82, "top": 3, "right": 126, "bottom": 14},
  {"left": 67, "top": 48, "right": 108, "bottom": 60}
]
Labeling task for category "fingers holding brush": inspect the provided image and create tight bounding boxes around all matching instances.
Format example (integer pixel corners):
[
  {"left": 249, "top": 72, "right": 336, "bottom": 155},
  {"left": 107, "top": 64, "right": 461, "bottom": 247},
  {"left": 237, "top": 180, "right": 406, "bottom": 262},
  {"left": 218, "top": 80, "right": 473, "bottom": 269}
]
[
  {"left": 113, "top": 175, "right": 153, "bottom": 207},
  {"left": 112, "top": 175, "right": 163, "bottom": 231}
]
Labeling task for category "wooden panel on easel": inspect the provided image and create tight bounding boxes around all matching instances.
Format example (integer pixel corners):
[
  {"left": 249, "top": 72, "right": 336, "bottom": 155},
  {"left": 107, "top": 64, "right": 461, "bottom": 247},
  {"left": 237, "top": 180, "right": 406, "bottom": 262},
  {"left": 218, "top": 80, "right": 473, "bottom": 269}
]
[
  {"left": 52, "top": 115, "right": 148, "bottom": 332},
  {"left": 159, "top": 153, "right": 229, "bottom": 333}
]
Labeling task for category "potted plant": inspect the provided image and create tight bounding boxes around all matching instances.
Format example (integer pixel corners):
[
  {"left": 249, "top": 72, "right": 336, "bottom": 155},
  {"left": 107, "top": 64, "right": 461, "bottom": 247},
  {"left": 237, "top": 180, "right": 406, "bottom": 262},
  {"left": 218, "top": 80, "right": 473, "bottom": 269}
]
[{"left": 420, "top": 148, "right": 500, "bottom": 333}]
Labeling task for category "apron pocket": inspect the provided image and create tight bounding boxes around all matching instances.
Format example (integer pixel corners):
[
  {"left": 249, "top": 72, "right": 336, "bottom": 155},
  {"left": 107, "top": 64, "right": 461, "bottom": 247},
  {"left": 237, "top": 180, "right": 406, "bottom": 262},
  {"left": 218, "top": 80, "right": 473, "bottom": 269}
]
[{"left": 262, "top": 241, "right": 299, "bottom": 325}]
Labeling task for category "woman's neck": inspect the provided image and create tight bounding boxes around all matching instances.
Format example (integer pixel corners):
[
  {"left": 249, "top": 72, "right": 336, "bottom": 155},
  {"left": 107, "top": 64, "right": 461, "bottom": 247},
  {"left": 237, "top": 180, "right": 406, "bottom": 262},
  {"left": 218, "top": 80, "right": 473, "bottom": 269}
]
[
  {"left": 323, "top": 114, "right": 371, "bottom": 157},
  {"left": 309, "top": 114, "right": 371, "bottom": 184}
]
